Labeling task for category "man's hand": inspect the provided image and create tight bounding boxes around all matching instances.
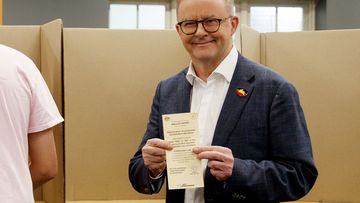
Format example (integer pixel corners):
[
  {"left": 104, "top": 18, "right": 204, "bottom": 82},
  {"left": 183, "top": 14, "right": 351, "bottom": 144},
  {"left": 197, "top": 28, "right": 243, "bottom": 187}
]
[
  {"left": 193, "top": 146, "right": 234, "bottom": 181},
  {"left": 142, "top": 138, "right": 172, "bottom": 177}
]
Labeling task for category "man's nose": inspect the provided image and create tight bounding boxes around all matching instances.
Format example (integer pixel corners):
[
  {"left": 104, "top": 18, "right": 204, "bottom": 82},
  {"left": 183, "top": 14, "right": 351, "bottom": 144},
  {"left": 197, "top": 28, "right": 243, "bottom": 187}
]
[{"left": 194, "top": 22, "right": 208, "bottom": 36}]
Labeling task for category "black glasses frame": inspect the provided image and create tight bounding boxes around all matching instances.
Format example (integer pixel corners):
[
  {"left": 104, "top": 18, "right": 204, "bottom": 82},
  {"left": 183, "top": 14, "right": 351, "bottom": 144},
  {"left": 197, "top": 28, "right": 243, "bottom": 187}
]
[{"left": 177, "top": 16, "right": 233, "bottom": 35}]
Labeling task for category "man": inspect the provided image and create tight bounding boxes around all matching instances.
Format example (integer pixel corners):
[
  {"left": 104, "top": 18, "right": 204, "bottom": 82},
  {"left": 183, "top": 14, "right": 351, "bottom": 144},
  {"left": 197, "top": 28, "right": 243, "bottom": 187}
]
[
  {"left": 129, "top": 0, "right": 317, "bottom": 202},
  {"left": 0, "top": 44, "right": 64, "bottom": 203}
]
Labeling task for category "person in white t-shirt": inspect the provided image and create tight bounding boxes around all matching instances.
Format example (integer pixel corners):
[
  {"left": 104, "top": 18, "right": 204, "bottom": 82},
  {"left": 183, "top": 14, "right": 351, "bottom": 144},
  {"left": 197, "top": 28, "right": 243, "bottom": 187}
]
[{"left": 0, "top": 44, "right": 64, "bottom": 203}]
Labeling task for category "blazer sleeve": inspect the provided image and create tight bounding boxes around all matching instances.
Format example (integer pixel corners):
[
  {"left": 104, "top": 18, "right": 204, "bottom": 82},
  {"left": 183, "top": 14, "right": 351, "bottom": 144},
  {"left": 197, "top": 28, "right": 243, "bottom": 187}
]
[
  {"left": 128, "top": 82, "right": 165, "bottom": 194},
  {"left": 205, "top": 81, "right": 318, "bottom": 202}
]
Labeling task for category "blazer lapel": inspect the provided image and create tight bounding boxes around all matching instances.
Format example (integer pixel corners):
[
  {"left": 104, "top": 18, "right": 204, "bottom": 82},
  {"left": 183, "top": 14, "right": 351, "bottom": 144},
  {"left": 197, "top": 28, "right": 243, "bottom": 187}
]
[
  {"left": 212, "top": 54, "right": 255, "bottom": 146},
  {"left": 177, "top": 68, "right": 192, "bottom": 113}
]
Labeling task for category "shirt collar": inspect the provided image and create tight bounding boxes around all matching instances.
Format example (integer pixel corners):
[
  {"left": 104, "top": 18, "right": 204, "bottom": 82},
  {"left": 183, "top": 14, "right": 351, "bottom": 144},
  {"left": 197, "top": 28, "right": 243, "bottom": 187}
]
[{"left": 186, "top": 46, "right": 238, "bottom": 85}]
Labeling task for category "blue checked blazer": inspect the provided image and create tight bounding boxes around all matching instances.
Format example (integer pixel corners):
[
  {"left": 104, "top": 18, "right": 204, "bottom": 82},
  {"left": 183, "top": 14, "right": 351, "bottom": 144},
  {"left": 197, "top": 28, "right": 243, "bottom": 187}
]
[{"left": 129, "top": 53, "right": 318, "bottom": 202}]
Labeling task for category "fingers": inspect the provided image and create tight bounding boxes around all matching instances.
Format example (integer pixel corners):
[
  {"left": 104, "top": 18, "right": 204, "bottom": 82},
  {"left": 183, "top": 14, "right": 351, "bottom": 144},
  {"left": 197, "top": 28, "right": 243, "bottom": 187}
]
[
  {"left": 142, "top": 144, "right": 166, "bottom": 158},
  {"left": 147, "top": 138, "right": 173, "bottom": 150},
  {"left": 142, "top": 138, "right": 172, "bottom": 177},
  {"left": 193, "top": 146, "right": 232, "bottom": 160},
  {"left": 148, "top": 160, "right": 167, "bottom": 177},
  {"left": 142, "top": 138, "right": 172, "bottom": 161},
  {"left": 209, "top": 167, "right": 231, "bottom": 182},
  {"left": 208, "top": 157, "right": 234, "bottom": 181},
  {"left": 192, "top": 146, "right": 234, "bottom": 181},
  {"left": 207, "top": 159, "right": 228, "bottom": 170},
  {"left": 196, "top": 150, "right": 227, "bottom": 162},
  {"left": 142, "top": 153, "right": 166, "bottom": 177},
  {"left": 193, "top": 145, "right": 230, "bottom": 154}
]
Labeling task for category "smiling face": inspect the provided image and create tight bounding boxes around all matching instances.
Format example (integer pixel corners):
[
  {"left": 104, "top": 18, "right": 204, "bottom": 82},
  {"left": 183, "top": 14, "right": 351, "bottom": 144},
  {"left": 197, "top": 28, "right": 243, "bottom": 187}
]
[{"left": 176, "top": 0, "right": 238, "bottom": 66}]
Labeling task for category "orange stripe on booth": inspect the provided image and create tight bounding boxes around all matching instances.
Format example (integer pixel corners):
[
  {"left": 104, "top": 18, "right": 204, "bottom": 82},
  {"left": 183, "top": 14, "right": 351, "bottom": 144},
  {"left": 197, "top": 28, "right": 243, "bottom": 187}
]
[{"left": 0, "top": 0, "right": 3, "bottom": 25}]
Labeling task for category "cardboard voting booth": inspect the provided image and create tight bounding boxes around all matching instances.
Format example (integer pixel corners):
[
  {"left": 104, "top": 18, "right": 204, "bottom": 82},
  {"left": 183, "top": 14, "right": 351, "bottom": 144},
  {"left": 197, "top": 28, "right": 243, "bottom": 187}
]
[
  {"left": 241, "top": 25, "right": 360, "bottom": 203},
  {"left": 2, "top": 20, "right": 360, "bottom": 203},
  {"left": 64, "top": 26, "right": 360, "bottom": 203},
  {"left": 0, "top": 20, "right": 63, "bottom": 203},
  {"left": 63, "top": 28, "right": 189, "bottom": 201}
]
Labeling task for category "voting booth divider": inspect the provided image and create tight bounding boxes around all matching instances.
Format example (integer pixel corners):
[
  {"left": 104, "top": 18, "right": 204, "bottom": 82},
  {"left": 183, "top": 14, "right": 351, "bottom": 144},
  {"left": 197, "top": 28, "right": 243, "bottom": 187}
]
[
  {"left": 63, "top": 28, "right": 189, "bottom": 202},
  {"left": 0, "top": 20, "right": 63, "bottom": 203},
  {"left": 1, "top": 20, "right": 360, "bottom": 203},
  {"left": 240, "top": 25, "right": 360, "bottom": 203}
]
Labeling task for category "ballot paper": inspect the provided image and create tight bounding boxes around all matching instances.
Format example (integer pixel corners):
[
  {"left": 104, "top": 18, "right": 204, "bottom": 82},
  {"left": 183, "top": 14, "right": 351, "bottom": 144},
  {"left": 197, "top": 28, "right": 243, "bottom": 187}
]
[{"left": 162, "top": 112, "right": 204, "bottom": 190}]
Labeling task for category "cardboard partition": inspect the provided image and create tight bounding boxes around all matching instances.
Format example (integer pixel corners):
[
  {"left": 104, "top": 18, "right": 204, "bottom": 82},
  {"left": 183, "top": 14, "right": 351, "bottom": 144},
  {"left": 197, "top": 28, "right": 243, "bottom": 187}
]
[
  {"left": 40, "top": 19, "right": 64, "bottom": 203},
  {"left": 0, "top": 26, "right": 41, "bottom": 67},
  {"left": 64, "top": 28, "right": 189, "bottom": 201},
  {"left": 240, "top": 24, "right": 261, "bottom": 63},
  {"left": 0, "top": 20, "right": 63, "bottom": 203},
  {"left": 241, "top": 26, "right": 360, "bottom": 202}
]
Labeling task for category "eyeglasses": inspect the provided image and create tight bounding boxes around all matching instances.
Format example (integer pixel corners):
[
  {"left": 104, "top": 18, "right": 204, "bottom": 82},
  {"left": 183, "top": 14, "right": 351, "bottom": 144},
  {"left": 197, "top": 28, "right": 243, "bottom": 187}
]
[{"left": 177, "top": 16, "right": 233, "bottom": 35}]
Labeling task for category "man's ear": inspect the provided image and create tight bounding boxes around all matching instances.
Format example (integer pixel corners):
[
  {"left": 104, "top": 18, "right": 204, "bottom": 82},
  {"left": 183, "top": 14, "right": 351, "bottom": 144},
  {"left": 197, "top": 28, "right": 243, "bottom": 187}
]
[
  {"left": 231, "top": 16, "right": 239, "bottom": 34},
  {"left": 175, "top": 24, "right": 181, "bottom": 34}
]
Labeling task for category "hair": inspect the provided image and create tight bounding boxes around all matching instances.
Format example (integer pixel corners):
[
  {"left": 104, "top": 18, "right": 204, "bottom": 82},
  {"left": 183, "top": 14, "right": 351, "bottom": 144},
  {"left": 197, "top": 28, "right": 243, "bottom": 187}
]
[{"left": 176, "top": 0, "right": 235, "bottom": 17}]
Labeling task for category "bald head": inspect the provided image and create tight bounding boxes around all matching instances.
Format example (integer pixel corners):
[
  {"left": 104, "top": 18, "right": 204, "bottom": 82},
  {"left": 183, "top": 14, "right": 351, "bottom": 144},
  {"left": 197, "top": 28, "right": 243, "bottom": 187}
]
[{"left": 176, "top": 0, "right": 235, "bottom": 19}]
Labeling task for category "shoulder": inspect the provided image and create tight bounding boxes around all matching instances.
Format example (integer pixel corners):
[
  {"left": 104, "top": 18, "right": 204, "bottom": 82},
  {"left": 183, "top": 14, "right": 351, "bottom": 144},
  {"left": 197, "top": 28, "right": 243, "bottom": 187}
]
[
  {"left": 241, "top": 55, "right": 286, "bottom": 82},
  {"left": 243, "top": 55, "right": 289, "bottom": 83},
  {"left": 237, "top": 54, "right": 296, "bottom": 96},
  {"left": 0, "top": 44, "right": 42, "bottom": 84},
  {"left": 0, "top": 44, "right": 39, "bottom": 76}
]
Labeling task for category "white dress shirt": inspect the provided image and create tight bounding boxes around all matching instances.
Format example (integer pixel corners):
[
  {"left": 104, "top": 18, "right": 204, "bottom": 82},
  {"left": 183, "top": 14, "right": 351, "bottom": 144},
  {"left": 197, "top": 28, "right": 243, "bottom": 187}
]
[{"left": 184, "top": 46, "right": 238, "bottom": 203}]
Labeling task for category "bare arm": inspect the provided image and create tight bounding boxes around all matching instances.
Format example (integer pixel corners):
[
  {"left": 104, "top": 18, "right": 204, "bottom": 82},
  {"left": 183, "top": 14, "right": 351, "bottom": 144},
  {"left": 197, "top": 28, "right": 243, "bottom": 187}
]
[{"left": 28, "top": 128, "right": 57, "bottom": 189}]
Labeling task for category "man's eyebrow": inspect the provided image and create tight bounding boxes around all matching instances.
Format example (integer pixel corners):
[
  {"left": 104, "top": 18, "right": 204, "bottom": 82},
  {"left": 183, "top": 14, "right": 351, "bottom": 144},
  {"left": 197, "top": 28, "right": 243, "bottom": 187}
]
[{"left": 181, "top": 15, "right": 217, "bottom": 21}]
